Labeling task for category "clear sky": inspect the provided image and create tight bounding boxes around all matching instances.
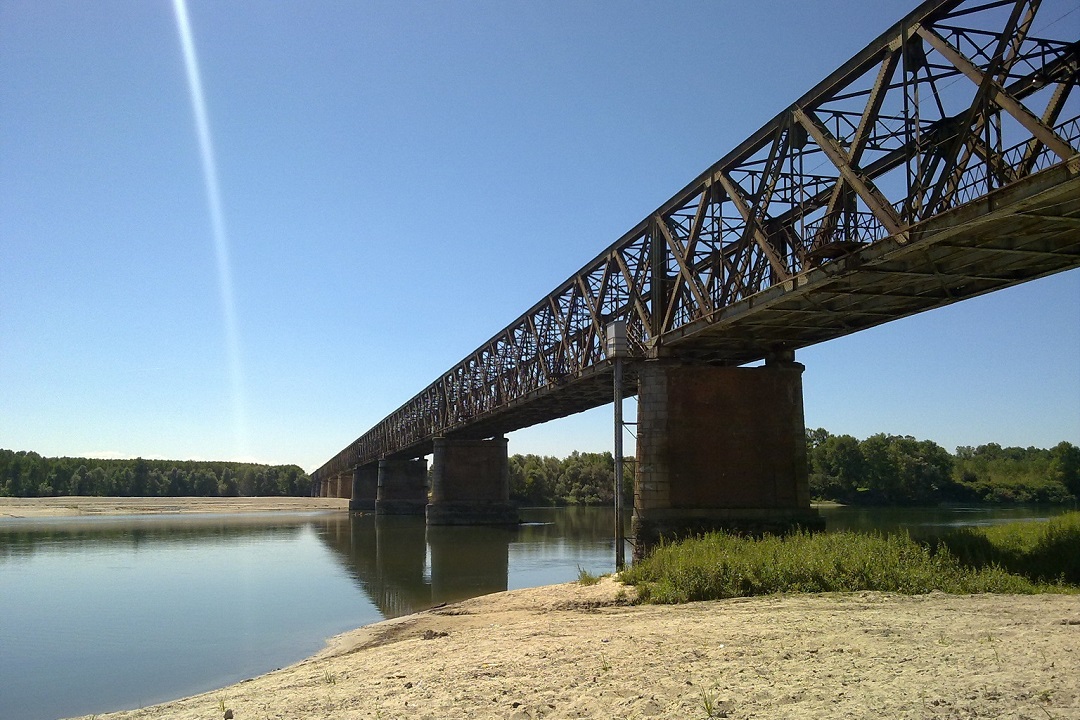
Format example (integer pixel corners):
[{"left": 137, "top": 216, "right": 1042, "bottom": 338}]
[{"left": 2, "top": 0, "right": 1078, "bottom": 473}]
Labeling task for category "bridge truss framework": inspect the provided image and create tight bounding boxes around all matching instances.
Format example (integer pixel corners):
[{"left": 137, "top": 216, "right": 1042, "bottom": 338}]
[{"left": 315, "top": 0, "right": 1080, "bottom": 485}]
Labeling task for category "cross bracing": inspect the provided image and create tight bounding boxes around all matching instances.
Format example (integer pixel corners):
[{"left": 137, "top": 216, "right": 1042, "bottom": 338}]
[{"left": 314, "top": 0, "right": 1080, "bottom": 483}]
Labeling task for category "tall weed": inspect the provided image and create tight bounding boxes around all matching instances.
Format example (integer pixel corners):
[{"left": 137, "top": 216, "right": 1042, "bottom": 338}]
[
  {"left": 622, "top": 521, "right": 1077, "bottom": 604},
  {"left": 933, "top": 511, "right": 1080, "bottom": 584}
]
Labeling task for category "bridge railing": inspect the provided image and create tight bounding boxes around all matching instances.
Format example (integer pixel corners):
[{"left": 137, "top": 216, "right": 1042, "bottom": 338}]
[{"left": 315, "top": 0, "right": 1078, "bottom": 483}]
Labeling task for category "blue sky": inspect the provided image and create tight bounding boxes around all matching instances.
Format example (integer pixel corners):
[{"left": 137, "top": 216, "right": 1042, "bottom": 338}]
[{"left": 1, "top": 0, "right": 1077, "bottom": 472}]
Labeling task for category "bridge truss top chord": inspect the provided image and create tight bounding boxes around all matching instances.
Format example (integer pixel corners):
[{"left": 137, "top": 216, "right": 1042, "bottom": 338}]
[{"left": 314, "top": 0, "right": 1080, "bottom": 483}]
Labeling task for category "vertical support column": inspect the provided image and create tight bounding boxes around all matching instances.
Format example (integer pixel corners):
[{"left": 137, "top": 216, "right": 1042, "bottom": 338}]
[
  {"left": 349, "top": 463, "right": 378, "bottom": 513},
  {"left": 376, "top": 458, "right": 428, "bottom": 515},
  {"left": 632, "top": 357, "right": 823, "bottom": 556},
  {"left": 339, "top": 475, "right": 348, "bottom": 498},
  {"left": 426, "top": 436, "right": 519, "bottom": 525}
]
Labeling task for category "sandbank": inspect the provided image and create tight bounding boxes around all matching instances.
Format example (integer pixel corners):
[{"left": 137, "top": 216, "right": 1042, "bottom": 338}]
[
  {"left": 71, "top": 577, "right": 1079, "bottom": 719},
  {"left": 0, "top": 496, "right": 348, "bottom": 519}
]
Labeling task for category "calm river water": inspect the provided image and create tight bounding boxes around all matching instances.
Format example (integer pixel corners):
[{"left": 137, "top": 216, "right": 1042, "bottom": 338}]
[{"left": 0, "top": 504, "right": 1072, "bottom": 720}]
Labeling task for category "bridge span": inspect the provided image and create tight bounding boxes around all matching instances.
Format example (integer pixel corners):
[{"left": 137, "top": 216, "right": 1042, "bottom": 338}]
[{"left": 313, "top": 0, "right": 1080, "bottom": 551}]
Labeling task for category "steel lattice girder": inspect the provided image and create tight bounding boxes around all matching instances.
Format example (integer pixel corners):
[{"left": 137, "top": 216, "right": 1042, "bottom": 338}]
[{"left": 313, "top": 0, "right": 1080, "bottom": 484}]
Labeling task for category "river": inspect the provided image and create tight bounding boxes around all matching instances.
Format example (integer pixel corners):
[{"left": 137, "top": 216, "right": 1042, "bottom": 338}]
[{"left": 0, "top": 504, "right": 1071, "bottom": 720}]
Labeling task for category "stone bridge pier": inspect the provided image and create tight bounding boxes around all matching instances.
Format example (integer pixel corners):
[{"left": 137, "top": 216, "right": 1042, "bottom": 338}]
[
  {"left": 427, "top": 436, "right": 519, "bottom": 525},
  {"left": 350, "top": 463, "right": 378, "bottom": 513},
  {"left": 631, "top": 354, "right": 823, "bottom": 557},
  {"left": 375, "top": 459, "right": 428, "bottom": 515},
  {"left": 316, "top": 473, "right": 350, "bottom": 498}
]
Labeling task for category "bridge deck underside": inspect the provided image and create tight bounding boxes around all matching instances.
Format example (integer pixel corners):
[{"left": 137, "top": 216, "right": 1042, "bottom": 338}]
[
  {"left": 667, "top": 166, "right": 1080, "bottom": 362},
  {"left": 380, "top": 167, "right": 1079, "bottom": 463}
]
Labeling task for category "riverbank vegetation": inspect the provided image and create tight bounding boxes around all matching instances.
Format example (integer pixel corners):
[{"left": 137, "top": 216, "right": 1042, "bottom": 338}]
[
  {"left": 506, "top": 434, "right": 1079, "bottom": 507},
  {"left": 621, "top": 513, "right": 1080, "bottom": 602},
  {"left": 0, "top": 450, "right": 309, "bottom": 497},
  {"left": 807, "top": 430, "right": 1079, "bottom": 505}
]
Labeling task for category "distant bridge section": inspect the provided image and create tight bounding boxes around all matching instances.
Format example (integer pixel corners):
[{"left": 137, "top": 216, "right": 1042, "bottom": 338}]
[{"left": 315, "top": 0, "right": 1078, "bottom": 542}]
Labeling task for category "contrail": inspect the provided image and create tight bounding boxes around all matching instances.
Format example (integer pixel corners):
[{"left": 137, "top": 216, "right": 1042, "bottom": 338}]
[{"left": 172, "top": 0, "right": 249, "bottom": 457}]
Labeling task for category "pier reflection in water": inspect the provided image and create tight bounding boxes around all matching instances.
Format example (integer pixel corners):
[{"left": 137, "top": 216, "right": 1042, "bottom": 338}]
[
  {"left": 429, "top": 524, "right": 510, "bottom": 606},
  {"left": 313, "top": 506, "right": 622, "bottom": 618}
]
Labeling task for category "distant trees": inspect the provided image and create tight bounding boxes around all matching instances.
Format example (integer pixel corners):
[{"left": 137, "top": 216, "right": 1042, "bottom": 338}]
[
  {"left": 951, "top": 440, "right": 1079, "bottom": 504},
  {"left": 807, "top": 429, "right": 1078, "bottom": 505},
  {"left": 515, "top": 435, "right": 1078, "bottom": 508},
  {"left": 0, "top": 450, "right": 310, "bottom": 498},
  {"left": 508, "top": 451, "right": 634, "bottom": 507},
  {"left": 5, "top": 433, "right": 1076, "bottom": 506}
]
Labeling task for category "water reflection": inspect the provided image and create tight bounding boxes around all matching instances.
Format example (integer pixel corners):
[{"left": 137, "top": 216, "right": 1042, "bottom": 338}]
[
  {"left": 0, "top": 513, "right": 377, "bottom": 720},
  {"left": 0, "top": 513, "right": 311, "bottom": 562},
  {"left": 315, "top": 515, "right": 432, "bottom": 616},
  {"left": 307, "top": 508, "right": 625, "bottom": 620},
  {"left": 311, "top": 516, "right": 516, "bottom": 616},
  {"left": 2, "top": 509, "right": 615, "bottom": 720},
  {"left": 816, "top": 504, "right": 1074, "bottom": 537},
  {"left": 519, "top": 505, "right": 623, "bottom": 543},
  {"left": 428, "top": 524, "right": 510, "bottom": 605}
]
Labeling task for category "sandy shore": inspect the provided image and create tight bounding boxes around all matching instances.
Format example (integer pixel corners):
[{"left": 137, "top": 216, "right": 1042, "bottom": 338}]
[
  {"left": 71, "top": 577, "right": 1079, "bottom": 720},
  {"left": 0, "top": 495, "right": 348, "bottom": 518}
]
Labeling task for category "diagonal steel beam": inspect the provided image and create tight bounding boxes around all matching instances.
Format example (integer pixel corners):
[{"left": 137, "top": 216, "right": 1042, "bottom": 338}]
[
  {"left": 793, "top": 107, "right": 908, "bottom": 241},
  {"left": 918, "top": 24, "right": 1075, "bottom": 161},
  {"left": 655, "top": 214, "right": 713, "bottom": 328},
  {"left": 716, "top": 172, "right": 792, "bottom": 281},
  {"left": 929, "top": 0, "right": 1039, "bottom": 211},
  {"left": 1020, "top": 78, "right": 1075, "bottom": 175},
  {"left": 612, "top": 246, "right": 653, "bottom": 332},
  {"left": 816, "top": 42, "right": 904, "bottom": 246}
]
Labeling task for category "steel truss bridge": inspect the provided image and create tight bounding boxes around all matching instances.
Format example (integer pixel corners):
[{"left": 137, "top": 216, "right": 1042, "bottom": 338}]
[{"left": 314, "top": 0, "right": 1080, "bottom": 485}]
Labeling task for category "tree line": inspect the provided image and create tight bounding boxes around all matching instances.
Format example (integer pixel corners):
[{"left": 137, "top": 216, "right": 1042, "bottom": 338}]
[
  {"left": 806, "top": 430, "right": 1080, "bottom": 505},
  {"left": 4, "top": 432, "right": 1078, "bottom": 505},
  {"left": 0, "top": 450, "right": 310, "bottom": 498},
  {"left": 508, "top": 434, "right": 1079, "bottom": 507}
]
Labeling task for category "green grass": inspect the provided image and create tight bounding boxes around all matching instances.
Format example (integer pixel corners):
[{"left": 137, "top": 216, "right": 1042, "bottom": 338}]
[
  {"left": 621, "top": 515, "right": 1080, "bottom": 604},
  {"left": 930, "top": 511, "right": 1080, "bottom": 584}
]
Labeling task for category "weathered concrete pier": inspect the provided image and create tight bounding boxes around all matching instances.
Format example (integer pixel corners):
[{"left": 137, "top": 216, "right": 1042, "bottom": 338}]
[{"left": 631, "top": 355, "right": 822, "bottom": 553}]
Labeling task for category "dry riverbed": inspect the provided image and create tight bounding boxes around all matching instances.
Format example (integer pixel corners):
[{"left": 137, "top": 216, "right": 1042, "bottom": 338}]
[{"left": 70, "top": 577, "right": 1079, "bottom": 720}]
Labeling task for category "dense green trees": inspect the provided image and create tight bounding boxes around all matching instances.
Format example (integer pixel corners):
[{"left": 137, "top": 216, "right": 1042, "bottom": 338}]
[
  {"left": 508, "top": 451, "right": 634, "bottom": 507},
  {"left": 511, "top": 435, "right": 1076, "bottom": 508},
  {"left": 951, "top": 441, "right": 1080, "bottom": 504},
  {"left": 807, "top": 430, "right": 1079, "bottom": 505},
  {"left": 0, "top": 450, "right": 310, "bottom": 498}
]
